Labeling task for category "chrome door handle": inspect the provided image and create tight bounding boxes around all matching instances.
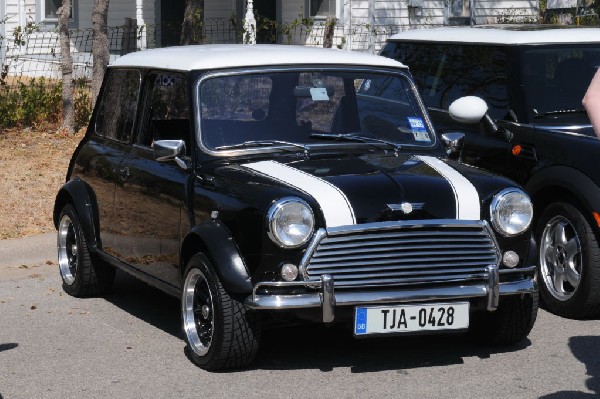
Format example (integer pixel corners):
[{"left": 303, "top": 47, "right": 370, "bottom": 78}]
[{"left": 119, "top": 167, "right": 130, "bottom": 180}]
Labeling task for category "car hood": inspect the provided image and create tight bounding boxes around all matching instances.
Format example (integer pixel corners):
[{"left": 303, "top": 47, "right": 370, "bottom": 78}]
[{"left": 214, "top": 153, "right": 513, "bottom": 227}]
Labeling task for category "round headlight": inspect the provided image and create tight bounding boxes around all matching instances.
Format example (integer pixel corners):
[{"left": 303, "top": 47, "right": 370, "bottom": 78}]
[
  {"left": 268, "top": 198, "right": 315, "bottom": 248},
  {"left": 490, "top": 188, "right": 533, "bottom": 236}
]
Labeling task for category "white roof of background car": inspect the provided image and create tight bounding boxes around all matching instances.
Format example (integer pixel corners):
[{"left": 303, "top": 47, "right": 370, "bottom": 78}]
[
  {"left": 110, "top": 44, "right": 407, "bottom": 71},
  {"left": 388, "top": 26, "right": 600, "bottom": 45}
]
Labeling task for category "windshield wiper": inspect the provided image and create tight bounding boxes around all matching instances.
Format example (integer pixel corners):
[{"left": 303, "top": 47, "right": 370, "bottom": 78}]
[
  {"left": 215, "top": 140, "right": 310, "bottom": 156},
  {"left": 310, "top": 132, "right": 402, "bottom": 153},
  {"left": 533, "top": 108, "right": 588, "bottom": 118}
]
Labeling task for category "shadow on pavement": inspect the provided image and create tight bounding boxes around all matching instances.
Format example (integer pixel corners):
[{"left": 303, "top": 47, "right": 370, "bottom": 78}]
[
  {"left": 104, "top": 270, "right": 182, "bottom": 339},
  {"left": 102, "top": 269, "right": 535, "bottom": 373},
  {"left": 251, "top": 323, "right": 531, "bottom": 373},
  {"left": 537, "top": 335, "right": 600, "bottom": 398},
  {"left": 0, "top": 343, "right": 18, "bottom": 353}
]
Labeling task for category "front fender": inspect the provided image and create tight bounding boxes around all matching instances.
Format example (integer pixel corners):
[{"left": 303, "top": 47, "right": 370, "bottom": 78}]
[
  {"left": 53, "top": 178, "right": 100, "bottom": 250},
  {"left": 182, "top": 221, "right": 253, "bottom": 295},
  {"left": 525, "top": 166, "right": 600, "bottom": 216}
]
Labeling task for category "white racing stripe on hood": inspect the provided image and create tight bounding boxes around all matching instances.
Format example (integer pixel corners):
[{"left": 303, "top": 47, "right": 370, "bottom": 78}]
[
  {"left": 417, "top": 156, "right": 480, "bottom": 220},
  {"left": 242, "top": 160, "right": 356, "bottom": 227}
]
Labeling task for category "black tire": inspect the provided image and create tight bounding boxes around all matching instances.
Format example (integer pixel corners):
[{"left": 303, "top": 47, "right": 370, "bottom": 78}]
[
  {"left": 57, "top": 203, "right": 115, "bottom": 297},
  {"left": 470, "top": 292, "right": 539, "bottom": 345},
  {"left": 181, "top": 253, "right": 261, "bottom": 371},
  {"left": 536, "top": 202, "right": 600, "bottom": 318}
]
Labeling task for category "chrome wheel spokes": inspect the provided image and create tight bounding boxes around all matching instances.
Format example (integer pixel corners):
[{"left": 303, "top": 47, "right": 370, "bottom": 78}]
[
  {"left": 182, "top": 269, "right": 214, "bottom": 356},
  {"left": 540, "top": 217, "right": 582, "bottom": 301},
  {"left": 57, "top": 215, "right": 77, "bottom": 285}
]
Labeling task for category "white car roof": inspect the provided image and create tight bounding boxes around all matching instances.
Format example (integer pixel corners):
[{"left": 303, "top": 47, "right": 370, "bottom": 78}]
[
  {"left": 110, "top": 44, "right": 407, "bottom": 71},
  {"left": 388, "top": 26, "right": 600, "bottom": 45}
]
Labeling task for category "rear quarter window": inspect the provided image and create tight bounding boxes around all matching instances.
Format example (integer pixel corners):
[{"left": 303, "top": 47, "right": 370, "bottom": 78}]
[{"left": 94, "top": 69, "right": 142, "bottom": 142}]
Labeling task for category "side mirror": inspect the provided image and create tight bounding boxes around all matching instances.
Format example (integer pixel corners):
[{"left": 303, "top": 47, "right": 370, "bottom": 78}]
[
  {"left": 448, "top": 96, "right": 488, "bottom": 124},
  {"left": 153, "top": 139, "right": 188, "bottom": 170},
  {"left": 441, "top": 132, "right": 465, "bottom": 155},
  {"left": 449, "top": 96, "right": 509, "bottom": 139}
]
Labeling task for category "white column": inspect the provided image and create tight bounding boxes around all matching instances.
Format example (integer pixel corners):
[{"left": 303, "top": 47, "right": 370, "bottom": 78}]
[
  {"left": 18, "top": 0, "right": 25, "bottom": 27},
  {"left": 18, "top": 0, "right": 26, "bottom": 55},
  {"left": 344, "top": 0, "right": 351, "bottom": 51},
  {"left": 243, "top": 0, "right": 256, "bottom": 45},
  {"left": 368, "top": 0, "right": 375, "bottom": 53},
  {"left": 136, "top": 0, "right": 147, "bottom": 50}
]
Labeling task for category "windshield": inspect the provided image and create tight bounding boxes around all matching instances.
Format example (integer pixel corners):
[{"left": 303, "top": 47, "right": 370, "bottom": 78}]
[
  {"left": 521, "top": 45, "right": 600, "bottom": 123},
  {"left": 197, "top": 69, "right": 435, "bottom": 153}
]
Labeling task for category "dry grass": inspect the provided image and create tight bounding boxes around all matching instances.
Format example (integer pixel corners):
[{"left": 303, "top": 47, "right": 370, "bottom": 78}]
[{"left": 0, "top": 128, "right": 84, "bottom": 239}]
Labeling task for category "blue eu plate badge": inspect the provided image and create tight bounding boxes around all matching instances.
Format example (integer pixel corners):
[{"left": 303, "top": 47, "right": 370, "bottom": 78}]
[{"left": 355, "top": 307, "right": 368, "bottom": 335}]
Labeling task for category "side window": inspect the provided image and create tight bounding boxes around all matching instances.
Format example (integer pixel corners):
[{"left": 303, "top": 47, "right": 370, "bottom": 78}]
[
  {"left": 137, "top": 73, "right": 190, "bottom": 152},
  {"left": 95, "top": 69, "right": 141, "bottom": 142},
  {"left": 391, "top": 43, "right": 509, "bottom": 120},
  {"left": 201, "top": 75, "right": 271, "bottom": 122},
  {"left": 200, "top": 75, "right": 272, "bottom": 148}
]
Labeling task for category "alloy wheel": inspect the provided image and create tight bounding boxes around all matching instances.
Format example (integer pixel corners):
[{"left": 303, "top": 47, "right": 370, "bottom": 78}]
[
  {"left": 539, "top": 216, "right": 582, "bottom": 301},
  {"left": 57, "top": 214, "right": 78, "bottom": 285},
  {"left": 182, "top": 269, "right": 214, "bottom": 356}
]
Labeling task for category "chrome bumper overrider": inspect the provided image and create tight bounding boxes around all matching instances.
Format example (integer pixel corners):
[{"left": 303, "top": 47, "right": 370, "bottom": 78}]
[{"left": 244, "top": 266, "right": 537, "bottom": 323}]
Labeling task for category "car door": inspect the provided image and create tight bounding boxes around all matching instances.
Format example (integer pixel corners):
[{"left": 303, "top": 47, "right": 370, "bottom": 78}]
[
  {"left": 86, "top": 68, "right": 142, "bottom": 255},
  {"left": 112, "top": 72, "right": 192, "bottom": 288}
]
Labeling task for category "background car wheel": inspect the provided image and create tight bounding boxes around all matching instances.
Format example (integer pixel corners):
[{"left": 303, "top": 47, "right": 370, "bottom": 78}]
[
  {"left": 181, "top": 254, "right": 261, "bottom": 371},
  {"left": 469, "top": 292, "right": 538, "bottom": 345},
  {"left": 536, "top": 202, "right": 600, "bottom": 318},
  {"left": 57, "top": 203, "right": 115, "bottom": 297}
]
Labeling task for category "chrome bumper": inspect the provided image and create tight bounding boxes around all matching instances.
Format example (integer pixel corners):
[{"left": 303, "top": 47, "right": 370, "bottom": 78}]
[{"left": 244, "top": 266, "right": 537, "bottom": 323}]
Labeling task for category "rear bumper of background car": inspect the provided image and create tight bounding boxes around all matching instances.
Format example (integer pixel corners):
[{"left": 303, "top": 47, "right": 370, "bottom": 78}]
[{"left": 244, "top": 266, "right": 537, "bottom": 323}]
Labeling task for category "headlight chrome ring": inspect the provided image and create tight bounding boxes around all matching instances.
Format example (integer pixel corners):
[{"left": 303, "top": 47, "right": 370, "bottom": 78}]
[
  {"left": 490, "top": 188, "right": 533, "bottom": 237},
  {"left": 267, "top": 197, "right": 315, "bottom": 248}
]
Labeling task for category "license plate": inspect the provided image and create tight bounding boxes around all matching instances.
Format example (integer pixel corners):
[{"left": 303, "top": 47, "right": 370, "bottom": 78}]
[{"left": 354, "top": 302, "right": 469, "bottom": 336}]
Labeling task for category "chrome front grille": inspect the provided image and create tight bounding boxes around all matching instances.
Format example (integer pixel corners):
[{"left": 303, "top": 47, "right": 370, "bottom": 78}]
[{"left": 300, "top": 220, "right": 500, "bottom": 288}]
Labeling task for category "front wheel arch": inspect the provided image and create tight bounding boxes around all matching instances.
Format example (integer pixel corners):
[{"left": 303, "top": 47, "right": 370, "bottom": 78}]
[{"left": 180, "top": 222, "right": 253, "bottom": 295}]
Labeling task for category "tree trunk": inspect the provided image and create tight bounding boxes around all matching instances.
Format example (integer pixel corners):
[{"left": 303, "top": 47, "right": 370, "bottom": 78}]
[
  {"left": 58, "top": 0, "right": 74, "bottom": 133},
  {"left": 180, "top": 0, "right": 204, "bottom": 45},
  {"left": 323, "top": 16, "right": 336, "bottom": 48},
  {"left": 91, "top": 0, "right": 110, "bottom": 106}
]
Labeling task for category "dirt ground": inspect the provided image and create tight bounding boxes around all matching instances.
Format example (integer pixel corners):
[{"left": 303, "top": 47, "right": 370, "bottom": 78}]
[{"left": 0, "top": 128, "right": 84, "bottom": 239}]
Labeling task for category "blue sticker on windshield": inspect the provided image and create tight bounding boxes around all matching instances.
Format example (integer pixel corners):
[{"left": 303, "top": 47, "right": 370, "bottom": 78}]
[{"left": 407, "top": 117, "right": 430, "bottom": 142}]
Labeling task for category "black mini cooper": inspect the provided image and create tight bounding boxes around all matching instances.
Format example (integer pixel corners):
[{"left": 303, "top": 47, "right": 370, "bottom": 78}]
[{"left": 54, "top": 44, "right": 538, "bottom": 370}]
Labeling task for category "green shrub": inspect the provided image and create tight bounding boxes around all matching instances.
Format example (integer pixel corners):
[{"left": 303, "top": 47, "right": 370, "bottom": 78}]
[
  {"left": 0, "top": 77, "right": 93, "bottom": 131},
  {"left": 74, "top": 83, "right": 93, "bottom": 131}
]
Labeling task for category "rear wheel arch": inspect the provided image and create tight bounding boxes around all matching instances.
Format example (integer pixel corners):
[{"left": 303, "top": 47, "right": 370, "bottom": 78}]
[{"left": 54, "top": 179, "right": 101, "bottom": 251}]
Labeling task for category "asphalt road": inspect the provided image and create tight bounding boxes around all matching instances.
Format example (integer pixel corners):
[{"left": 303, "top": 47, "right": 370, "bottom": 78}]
[{"left": 0, "top": 234, "right": 599, "bottom": 399}]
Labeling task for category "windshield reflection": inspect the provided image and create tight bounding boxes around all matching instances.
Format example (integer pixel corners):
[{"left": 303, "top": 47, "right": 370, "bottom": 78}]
[
  {"left": 197, "top": 69, "right": 434, "bottom": 153},
  {"left": 522, "top": 46, "right": 599, "bottom": 121}
]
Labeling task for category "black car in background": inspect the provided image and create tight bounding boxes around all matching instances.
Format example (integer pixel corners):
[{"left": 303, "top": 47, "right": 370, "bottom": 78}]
[
  {"left": 382, "top": 26, "right": 600, "bottom": 319},
  {"left": 54, "top": 44, "right": 538, "bottom": 370}
]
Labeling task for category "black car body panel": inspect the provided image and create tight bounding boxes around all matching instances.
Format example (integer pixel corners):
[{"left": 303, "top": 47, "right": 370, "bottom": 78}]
[{"left": 54, "top": 44, "right": 539, "bottom": 369}]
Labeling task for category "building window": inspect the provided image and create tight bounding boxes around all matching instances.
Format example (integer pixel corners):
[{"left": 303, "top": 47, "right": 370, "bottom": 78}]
[
  {"left": 309, "top": 0, "right": 336, "bottom": 18},
  {"left": 40, "top": 0, "right": 73, "bottom": 21},
  {"left": 45, "top": 0, "right": 60, "bottom": 19},
  {"left": 449, "top": 0, "right": 470, "bottom": 17}
]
